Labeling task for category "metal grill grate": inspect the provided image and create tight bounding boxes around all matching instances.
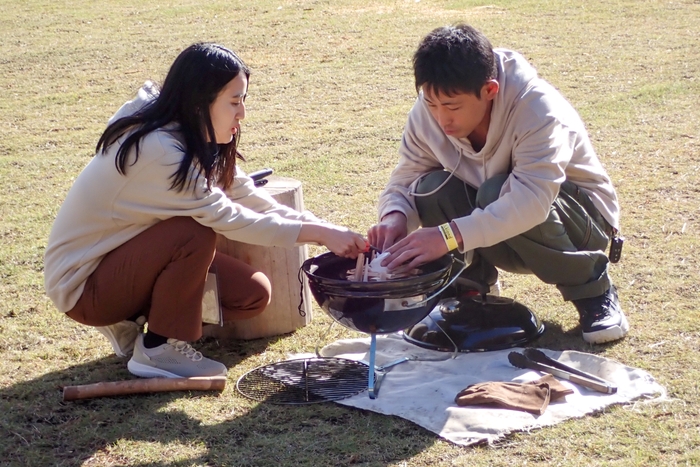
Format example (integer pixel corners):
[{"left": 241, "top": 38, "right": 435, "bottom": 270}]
[{"left": 236, "top": 357, "right": 374, "bottom": 404}]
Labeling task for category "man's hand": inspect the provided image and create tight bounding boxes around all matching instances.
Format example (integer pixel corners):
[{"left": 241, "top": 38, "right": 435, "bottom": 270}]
[
  {"left": 367, "top": 212, "right": 408, "bottom": 252},
  {"left": 381, "top": 226, "right": 449, "bottom": 273}
]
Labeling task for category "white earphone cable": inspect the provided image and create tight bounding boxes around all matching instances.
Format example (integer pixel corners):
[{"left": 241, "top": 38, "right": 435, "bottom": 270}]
[{"left": 408, "top": 150, "right": 463, "bottom": 198}]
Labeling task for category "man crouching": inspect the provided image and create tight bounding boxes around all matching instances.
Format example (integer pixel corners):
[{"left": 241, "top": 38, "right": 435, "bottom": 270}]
[{"left": 368, "top": 24, "right": 628, "bottom": 344}]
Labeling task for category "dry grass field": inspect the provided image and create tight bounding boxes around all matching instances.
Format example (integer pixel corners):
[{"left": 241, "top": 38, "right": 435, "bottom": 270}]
[{"left": 1, "top": 0, "right": 699, "bottom": 466}]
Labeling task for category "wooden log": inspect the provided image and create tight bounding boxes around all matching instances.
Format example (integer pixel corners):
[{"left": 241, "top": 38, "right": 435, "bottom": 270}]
[
  {"left": 62, "top": 377, "right": 226, "bottom": 401},
  {"left": 202, "top": 176, "right": 313, "bottom": 340}
]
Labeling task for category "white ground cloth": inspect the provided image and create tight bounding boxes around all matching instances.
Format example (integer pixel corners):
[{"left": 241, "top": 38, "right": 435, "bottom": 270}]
[{"left": 317, "top": 334, "right": 664, "bottom": 446}]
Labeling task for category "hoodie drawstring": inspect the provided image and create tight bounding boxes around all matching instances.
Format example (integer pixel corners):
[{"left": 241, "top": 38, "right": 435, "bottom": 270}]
[{"left": 409, "top": 149, "right": 464, "bottom": 198}]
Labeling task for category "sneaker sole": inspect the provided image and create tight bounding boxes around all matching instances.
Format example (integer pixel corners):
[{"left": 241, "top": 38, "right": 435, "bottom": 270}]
[
  {"left": 582, "top": 314, "right": 630, "bottom": 344},
  {"left": 127, "top": 359, "right": 228, "bottom": 379},
  {"left": 127, "top": 359, "right": 187, "bottom": 379}
]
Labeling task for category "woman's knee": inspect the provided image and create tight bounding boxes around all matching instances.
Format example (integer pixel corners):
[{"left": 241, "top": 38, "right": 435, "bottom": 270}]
[
  {"left": 165, "top": 216, "right": 216, "bottom": 245},
  {"left": 222, "top": 271, "right": 271, "bottom": 321},
  {"left": 159, "top": 217, "right": 217, "bottom": 264},
  {"left": 248, "top": 271, "right": 272, "bottom": 313}
]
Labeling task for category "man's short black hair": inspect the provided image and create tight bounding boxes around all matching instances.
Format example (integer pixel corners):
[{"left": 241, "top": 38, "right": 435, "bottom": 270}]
[{"left": 413, "top": 24, "right": 497, "bottom": 98}]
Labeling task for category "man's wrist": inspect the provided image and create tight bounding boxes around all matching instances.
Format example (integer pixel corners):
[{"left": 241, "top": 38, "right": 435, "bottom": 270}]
[
  {"left": 449, "top": 221, "right": 464, "bottom": 250},
  {"left": 438, "top": 223, "right": 459, "bottom": 251}
]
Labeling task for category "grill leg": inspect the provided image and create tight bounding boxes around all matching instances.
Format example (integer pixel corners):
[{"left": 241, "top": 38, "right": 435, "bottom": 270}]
[{"left": 367, "top": 333, "right": 377, "bottom": 399}]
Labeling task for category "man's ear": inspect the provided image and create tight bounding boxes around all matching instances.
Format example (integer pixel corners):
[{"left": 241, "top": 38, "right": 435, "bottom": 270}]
[{"left": 481, "top": 80, "right": 499, "bottom": 101}]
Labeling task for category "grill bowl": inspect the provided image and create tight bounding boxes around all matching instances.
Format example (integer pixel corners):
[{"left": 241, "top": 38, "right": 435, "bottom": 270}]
[{"left": 301, "top": 252, "right": 453, "bottom": 334}]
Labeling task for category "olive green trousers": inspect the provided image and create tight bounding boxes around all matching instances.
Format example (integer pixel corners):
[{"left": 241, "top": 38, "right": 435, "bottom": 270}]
[{"left": 414, "top": 171, "right": 613, "bottom": 301}]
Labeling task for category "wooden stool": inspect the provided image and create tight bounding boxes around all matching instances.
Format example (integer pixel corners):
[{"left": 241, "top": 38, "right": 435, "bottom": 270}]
[{"left": 202, "top": 176, "right": 313, "bottom": 340}]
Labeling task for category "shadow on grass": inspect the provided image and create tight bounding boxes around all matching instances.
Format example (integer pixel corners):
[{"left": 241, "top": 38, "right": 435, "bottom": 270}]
[
  {"left": 1, "top": 335, "right": 436, "bottom": 467},
  {"left": 2, "top": 317, "right": 623, "bottom": 466}
]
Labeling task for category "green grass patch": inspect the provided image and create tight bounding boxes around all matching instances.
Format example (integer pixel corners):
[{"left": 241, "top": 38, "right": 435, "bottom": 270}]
[{"left": 1, "top": 0, "right": 699, "bottom": 465}]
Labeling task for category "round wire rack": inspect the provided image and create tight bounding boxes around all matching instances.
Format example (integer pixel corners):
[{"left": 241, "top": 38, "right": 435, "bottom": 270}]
[{"left": 236, "top": 357, "right": 375, "bottom": 405}]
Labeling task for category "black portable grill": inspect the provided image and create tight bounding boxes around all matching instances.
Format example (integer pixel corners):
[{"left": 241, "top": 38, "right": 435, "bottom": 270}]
[{"left": 236, "top": 252, "right": 544, "bottom": 403}]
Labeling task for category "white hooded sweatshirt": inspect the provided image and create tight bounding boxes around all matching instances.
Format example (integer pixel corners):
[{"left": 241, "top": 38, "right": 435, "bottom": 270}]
[
  {"left": 45, "top": 82, "right": 320, "bottom": 313},
  {"left": 378, "top": 49, "right": 620, "bottom": 253}
]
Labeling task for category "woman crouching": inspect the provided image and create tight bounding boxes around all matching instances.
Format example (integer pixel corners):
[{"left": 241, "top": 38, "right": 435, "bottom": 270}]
[{"left": 44, "top": 43, "right": 366, "bottom": 379}]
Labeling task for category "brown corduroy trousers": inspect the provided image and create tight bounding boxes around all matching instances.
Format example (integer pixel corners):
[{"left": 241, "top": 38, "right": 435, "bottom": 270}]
[{"left": 66, "top": 216, "right": 271, "bottom": 341}]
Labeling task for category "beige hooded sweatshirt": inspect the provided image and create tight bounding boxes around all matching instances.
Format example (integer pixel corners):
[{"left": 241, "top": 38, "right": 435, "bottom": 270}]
[
  {"left": 378, "top": 49, "right": 620, "bottom": 253},
  {"left": 45, "top": 82, "right": 320, "bottom": 313}
]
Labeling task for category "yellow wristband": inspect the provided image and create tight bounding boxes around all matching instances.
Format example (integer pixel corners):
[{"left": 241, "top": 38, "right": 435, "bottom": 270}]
[{"left": 438, "top": 223, "right": 459, "bottom": 251}]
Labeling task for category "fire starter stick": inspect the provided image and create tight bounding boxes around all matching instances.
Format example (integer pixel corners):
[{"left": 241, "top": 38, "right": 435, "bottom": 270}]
[
  {"left": 354, "top": 253, "right": 365, "bottom": 281},
  {"left": 63, "top": 377, "right": 226, "bottom": 401}
]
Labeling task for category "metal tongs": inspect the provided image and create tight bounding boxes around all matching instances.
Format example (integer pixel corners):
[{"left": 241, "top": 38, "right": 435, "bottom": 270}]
[{"left": 508, "top": 348, "right": 617, "bottom": 394}]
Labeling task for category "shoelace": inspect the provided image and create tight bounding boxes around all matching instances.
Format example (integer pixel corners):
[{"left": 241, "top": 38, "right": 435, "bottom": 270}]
[
  {"left": 588, "top": 307, "right": 610, "bottom": 320},
  {"left": 167, "top": 339, "right": 203, "bottom": 362},
  {"left": 585, "top": 294, "right": 614, "bottom": 320},
  {"left": 576, "top": 292, "right": 614, "bottom": 321}
]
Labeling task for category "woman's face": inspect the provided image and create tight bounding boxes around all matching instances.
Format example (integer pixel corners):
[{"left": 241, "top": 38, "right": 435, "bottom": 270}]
[{"left": 209, "top": 73, "right": 248, "bottom": 144}]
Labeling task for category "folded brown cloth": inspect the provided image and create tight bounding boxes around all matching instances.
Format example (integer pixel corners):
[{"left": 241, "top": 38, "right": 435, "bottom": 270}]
[{"left": 455, "top": 375, "right": 575, "bottom": 415}]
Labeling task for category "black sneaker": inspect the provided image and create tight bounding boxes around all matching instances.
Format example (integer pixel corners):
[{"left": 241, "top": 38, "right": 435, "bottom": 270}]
[{"left": 572, "top": 286, "right": 629, "bottom": 344}]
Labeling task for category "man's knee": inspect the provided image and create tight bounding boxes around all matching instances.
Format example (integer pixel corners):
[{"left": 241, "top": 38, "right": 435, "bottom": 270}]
[
  {"left": 415, "top": 171, "right": 472, "bottom": 225},
  {"left": 476, "top": 174, "right": 509, "bottom": 208},
  {"left": 415, "top": 170, "right": 451, "bottom": 195}
]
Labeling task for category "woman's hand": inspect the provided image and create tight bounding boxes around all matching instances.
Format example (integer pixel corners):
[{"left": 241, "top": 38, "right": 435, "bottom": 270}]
[{"left": 297, "top": 223, "right": 367, "bottom": 258}]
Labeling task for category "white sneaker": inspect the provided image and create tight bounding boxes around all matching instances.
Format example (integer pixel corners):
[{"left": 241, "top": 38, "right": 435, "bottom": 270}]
[
  {"left": 96, "top": 316, "right": 146, "bottom": 357},
  {"left": 127, "top": 334, "right": 227, "bottom": 378}
]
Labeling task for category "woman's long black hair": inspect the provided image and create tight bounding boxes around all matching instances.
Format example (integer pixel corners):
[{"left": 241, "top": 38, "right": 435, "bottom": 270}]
[{"left": 95, "top": 43, "right": 250, "bottom": 192}]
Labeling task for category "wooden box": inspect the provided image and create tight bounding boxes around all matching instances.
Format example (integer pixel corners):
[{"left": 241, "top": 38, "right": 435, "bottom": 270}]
[{"left": 202, "top": 176, "right": 313, "bottom": 340}]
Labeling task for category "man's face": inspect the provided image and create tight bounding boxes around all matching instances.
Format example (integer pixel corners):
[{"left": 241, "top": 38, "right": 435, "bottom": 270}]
[{"left": 422, "top": 83, "right": 497, "bottom": 140}]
